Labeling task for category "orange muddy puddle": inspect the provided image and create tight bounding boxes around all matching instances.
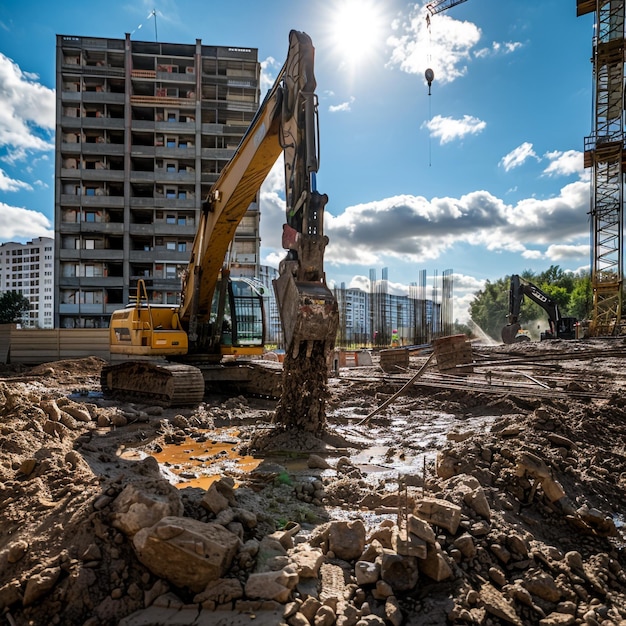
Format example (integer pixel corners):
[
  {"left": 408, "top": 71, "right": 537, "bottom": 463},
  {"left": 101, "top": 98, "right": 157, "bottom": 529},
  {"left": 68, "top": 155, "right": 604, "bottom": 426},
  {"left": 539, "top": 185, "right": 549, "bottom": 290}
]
[{"left": 150, "top": 428, "right": 262, "bottom": 490}]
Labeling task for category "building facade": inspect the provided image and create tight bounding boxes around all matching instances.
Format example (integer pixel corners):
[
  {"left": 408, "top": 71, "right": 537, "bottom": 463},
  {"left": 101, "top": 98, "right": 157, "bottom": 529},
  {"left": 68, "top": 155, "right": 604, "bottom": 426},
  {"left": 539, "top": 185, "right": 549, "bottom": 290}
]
[
  {"left": 0, "top": 237, "right": 55, "bottom": 328},
  {"left": 54, "top": 34, "right": 261, "bottom": 329}
]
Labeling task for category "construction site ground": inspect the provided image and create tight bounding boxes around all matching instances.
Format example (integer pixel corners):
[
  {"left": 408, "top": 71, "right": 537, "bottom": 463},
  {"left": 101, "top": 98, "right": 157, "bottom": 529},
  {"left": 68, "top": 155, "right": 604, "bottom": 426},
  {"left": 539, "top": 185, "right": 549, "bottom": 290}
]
[{"left": 1, "top": 337, "right": 626, "bottom": 626}]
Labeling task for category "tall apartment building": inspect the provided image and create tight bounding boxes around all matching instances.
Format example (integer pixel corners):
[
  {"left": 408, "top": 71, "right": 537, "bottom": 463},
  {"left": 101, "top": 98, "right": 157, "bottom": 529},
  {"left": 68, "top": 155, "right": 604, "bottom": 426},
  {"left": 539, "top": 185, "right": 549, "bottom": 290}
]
[
  {"left": 55, "top": 34, "right": 261, "bottom": 329},
  {"left": 0, "top": 237, "right": 55, "bottom": 328}
]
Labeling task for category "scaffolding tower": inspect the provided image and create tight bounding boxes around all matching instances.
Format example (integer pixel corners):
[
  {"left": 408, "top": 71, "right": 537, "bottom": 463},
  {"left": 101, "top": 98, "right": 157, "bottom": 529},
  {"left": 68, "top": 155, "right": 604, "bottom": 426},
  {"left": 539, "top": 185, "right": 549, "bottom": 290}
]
[{"left": 578, "top": 0, "right": 626, "bottom": 335}]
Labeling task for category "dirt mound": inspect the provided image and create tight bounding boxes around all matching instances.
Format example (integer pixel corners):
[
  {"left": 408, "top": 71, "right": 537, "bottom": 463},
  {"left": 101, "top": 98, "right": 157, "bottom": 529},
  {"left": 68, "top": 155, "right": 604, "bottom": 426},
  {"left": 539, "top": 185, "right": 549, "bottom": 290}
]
[{"left": 0, "top": 344, "right": 625, "bottom": 625}]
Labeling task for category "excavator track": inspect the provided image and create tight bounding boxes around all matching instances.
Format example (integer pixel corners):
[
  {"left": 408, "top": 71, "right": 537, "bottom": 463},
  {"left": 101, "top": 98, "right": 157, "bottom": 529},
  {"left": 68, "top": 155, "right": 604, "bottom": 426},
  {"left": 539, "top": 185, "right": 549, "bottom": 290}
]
[
  {"left": 200, "top": 361, "right": 283, "bottom": 399},
  {"left": 101, "top": 362, "right": 205, "bottom": 407}
]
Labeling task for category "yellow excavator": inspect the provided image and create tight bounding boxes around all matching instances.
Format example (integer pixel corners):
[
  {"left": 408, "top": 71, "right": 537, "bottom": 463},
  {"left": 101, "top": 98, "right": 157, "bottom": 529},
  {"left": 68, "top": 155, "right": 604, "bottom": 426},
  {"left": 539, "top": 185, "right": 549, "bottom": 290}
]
[{"left": 101, "top": 30, "right": 339, "bottom": 406}]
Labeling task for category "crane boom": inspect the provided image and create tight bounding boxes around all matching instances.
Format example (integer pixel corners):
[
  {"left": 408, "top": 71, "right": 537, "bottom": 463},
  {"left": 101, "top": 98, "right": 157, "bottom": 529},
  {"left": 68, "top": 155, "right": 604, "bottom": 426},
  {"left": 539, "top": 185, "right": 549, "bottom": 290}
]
[{"left": 426, "top": 0, "right": 469, "bottom": 15}]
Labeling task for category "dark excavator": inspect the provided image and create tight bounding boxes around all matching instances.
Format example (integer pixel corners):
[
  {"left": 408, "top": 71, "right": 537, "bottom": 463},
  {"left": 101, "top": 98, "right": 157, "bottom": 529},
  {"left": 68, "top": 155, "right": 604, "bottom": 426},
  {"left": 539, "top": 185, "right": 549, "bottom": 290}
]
[{"left": 502, "top": 274, "right": 578, "bottom": 344}]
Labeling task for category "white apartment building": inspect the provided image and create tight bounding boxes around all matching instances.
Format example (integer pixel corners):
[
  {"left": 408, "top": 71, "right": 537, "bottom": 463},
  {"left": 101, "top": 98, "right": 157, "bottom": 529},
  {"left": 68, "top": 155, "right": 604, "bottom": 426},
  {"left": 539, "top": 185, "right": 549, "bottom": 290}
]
[{"left": 0, "top": 237, "right": 55, "bottom": 328}]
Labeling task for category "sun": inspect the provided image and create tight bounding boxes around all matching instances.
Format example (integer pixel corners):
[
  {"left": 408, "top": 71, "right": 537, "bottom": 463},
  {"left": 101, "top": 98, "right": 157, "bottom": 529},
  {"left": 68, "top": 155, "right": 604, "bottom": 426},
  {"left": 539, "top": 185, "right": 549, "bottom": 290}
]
[{"left": 327, "top": 0, "right": 386, "bottom": 69}]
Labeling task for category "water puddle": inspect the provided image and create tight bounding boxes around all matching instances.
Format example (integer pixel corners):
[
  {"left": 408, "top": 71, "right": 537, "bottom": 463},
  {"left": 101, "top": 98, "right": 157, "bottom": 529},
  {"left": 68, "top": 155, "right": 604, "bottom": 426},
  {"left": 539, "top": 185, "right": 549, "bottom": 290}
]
[{"left": 146, "top": 427, "right": 262, "bottom": 489}]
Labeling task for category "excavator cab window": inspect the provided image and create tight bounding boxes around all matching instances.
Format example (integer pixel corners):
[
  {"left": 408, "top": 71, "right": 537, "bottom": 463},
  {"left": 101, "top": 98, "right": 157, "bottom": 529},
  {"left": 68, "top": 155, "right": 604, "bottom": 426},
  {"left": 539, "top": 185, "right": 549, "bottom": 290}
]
[{"left": 228, "top": 278, "right": 264, "bottom": 346}]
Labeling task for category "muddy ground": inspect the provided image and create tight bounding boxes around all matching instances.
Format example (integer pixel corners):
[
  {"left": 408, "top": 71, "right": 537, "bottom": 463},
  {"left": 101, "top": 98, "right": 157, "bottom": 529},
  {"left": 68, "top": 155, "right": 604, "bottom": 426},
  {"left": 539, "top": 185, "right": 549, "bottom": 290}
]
[{"left": 1, "top": 338, "right": 626, "bottom": 626}]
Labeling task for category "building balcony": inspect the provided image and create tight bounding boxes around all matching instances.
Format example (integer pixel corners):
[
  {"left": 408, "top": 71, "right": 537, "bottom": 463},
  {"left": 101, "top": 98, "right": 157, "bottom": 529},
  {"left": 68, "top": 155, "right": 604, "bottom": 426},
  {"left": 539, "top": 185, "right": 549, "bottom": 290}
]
[
  {"left": 155, "top": 121, "right": 196, "bottom": 133},
  {"left": 80, "top": 117, "right": 125, "bottom": 130},
  {"left": 82, "top": 92, "right": 125, "bottom": 105},
  {"left": 81, "top": 195, "right": 125, "bottom": 208},
  {"left": 153, "top": 171, "right": 196, "bottom": 183},
  {"left": 75, "top": 169, "right": 125, "bottom": 182},
  {"left": 129, "top": 223, "right": 196, "bottom": 237},
  {"left": 128, "top": 250, "right": 156, "bottom": 262},
  {"left": 59, "top": 303, "right": 106, "bottom": 315},
  {"left": 130, "top": 120, "right": 155, "bottom": 131},
  {"left": 155, "top": 70, "right": 195, "bottom": 83},
  {"left": 61, "top": 143, "right": 82, "bottom": 154},
  {"left": 59, "top": 276, "right": 124, "bottom": 288},
  {"left": 155, "top": 146, "right": 196, "bottom": 159},
  {"left": 59, "top": 249, "right": 125, "bottom": 261},
  {"left": 132, "top": 249, "right": 190, "bottom": 263},
  {"left": 155, "top": 197, "right": 196, "bottom": 209},
  {"left": 151, "top": 279, "right": 182, "bottom": 291},
  {"left": 61, "top": 92, "right": 82, "bottom": 103},
  {"left": 129, "top": 197, "right": 158, "bottom": 208},
  {"left": 60, "top": 222, "right": 125, "bottom": 235},
  {"left": 130, "top": 146, "right": 156, "bottom": 158},
  {"left": 78, "top": 144, "right": 125, "bottom": 156},
  {"left": 60, "top": 194, "right": 81, "bottom": 206},
  {"left": 130, "top": 95, "right": 195, "bottom": 108},
  {"left": 201, "top": 148, "right": 233, "bottom": 160},
  {"left": 130, "top": 171, "right": 156, "bottom": 183},
  {"left": 201, "top": 173, "right": 219, "bottom": 184},
  {"left": 80, "top": 222, "right": 125, "bottom": 234}
]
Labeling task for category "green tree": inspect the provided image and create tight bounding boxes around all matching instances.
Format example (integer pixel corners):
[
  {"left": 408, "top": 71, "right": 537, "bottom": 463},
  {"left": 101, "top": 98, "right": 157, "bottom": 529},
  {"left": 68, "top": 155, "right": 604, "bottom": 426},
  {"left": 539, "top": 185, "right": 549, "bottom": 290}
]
[
  {"left": 0, "top": 291, "right": 30, "bottom": 324},
  {"left": 569, "top": 272, "right": 592, "bottom": 320}
]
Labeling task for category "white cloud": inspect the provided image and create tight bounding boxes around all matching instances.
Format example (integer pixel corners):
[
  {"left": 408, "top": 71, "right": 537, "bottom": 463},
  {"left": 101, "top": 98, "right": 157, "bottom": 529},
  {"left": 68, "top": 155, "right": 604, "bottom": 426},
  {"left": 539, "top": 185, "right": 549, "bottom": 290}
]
[
  {"left": 545, "top": 243, "right": 589, "bottom": 261},
  {"left": 318, "top": 180, "right": 590, "bottom": 267},
  {"left": 0, "top": 203, "right": 53, "bottom": 241},
  {"left": 0, "top": 53, "right": 55, "bottom": 162},
  {"left": 0, "top": 168, "right": 33, "bottom": 192},
  {"left": 387, "top": 6, "right": 480, "bottom": 85},
  {"left": 475, "top": 40, "right": 523, "bottom": 59},
  {"left": 542, "top": 150, "right": 585, "bottom": 178},
  {"left": 329, "top": 96, "right": 355, "bottom": 113},
  {"left": 499, "top": 142, "right": 539, "bottom": 172},
  {"left": 260, "top": 56, "right": 280, "bottom": 94},
  {"left": 423, "top": 114, "right": 486, "bottom": 144},
  {"left": 259, "top": 157, "right": 287, "bottom": 253}
]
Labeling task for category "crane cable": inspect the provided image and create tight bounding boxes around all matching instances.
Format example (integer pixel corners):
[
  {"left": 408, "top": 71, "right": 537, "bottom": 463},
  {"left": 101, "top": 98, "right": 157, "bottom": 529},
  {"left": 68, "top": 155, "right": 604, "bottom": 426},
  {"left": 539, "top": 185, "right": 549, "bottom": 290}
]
[{"left": 425, "top": 12, "right": 435, "bottom": 166}]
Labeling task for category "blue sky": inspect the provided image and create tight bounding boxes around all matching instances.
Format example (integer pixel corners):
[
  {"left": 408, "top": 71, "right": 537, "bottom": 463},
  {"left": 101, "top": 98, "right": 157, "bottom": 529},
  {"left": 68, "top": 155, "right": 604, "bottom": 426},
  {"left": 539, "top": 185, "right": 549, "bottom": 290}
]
[{"left": 0, "top": 0, "right": 595, "bottom": 322}]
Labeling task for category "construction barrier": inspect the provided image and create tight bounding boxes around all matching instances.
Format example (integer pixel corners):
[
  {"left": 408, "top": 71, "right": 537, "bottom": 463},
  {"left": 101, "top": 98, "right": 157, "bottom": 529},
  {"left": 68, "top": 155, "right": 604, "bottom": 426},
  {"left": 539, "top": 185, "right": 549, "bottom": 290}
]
[{"left": 0, "top": 325, "right": 110, "bottom": 365}]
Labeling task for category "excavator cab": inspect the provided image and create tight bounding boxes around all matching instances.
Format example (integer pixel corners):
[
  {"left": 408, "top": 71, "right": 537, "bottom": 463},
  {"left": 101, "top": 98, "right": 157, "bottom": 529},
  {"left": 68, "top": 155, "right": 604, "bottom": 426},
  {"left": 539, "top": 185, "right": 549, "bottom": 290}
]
[{"left": 217, "top": 277, "right": 265, "bottom": 355}]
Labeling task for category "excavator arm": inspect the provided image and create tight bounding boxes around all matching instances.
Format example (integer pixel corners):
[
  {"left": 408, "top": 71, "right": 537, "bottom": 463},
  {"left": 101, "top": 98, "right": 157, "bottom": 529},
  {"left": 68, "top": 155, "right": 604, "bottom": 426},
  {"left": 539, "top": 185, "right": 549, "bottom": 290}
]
[{"left": 179, "top": 30, "right": 338, "bottom": 357}]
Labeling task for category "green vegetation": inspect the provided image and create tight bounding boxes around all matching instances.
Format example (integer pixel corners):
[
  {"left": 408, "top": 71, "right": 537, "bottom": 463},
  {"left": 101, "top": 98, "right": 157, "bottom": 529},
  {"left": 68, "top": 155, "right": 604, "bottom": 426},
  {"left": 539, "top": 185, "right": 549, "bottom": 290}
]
[
  {"left": 469, "top": 265, "right": 592, "bottom": 341},
  {"left": 0, "top": 291, "right": 30, "bottom": 324}
]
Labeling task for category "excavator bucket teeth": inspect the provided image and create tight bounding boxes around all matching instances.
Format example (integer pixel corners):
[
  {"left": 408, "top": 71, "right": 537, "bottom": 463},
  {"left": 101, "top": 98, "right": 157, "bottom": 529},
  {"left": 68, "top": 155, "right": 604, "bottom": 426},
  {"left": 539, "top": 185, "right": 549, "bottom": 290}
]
[{"left": 273, "top": 272, "right": 339, "bottom": 354}]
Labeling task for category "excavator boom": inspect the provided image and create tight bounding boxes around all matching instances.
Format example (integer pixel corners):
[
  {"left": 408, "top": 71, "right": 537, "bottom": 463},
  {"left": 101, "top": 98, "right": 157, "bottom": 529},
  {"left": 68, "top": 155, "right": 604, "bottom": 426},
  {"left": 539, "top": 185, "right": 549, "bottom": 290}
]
[{"left": 105, "top": 31, "right": 338, "bottom": 407}]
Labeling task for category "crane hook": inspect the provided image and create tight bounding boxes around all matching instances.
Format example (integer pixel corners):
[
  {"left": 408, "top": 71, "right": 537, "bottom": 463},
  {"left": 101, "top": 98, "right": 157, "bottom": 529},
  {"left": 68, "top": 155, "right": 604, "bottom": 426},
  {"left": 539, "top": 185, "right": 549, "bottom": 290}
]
[{"left": 425, "top": 68, "right": 434, "bottom": 96}]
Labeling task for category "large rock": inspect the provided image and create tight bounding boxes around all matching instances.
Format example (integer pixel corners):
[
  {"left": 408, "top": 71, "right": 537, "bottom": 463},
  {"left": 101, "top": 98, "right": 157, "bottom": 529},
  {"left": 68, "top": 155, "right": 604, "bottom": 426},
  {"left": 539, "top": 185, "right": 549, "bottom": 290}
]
[
  {"left": 245, "top": 564, "right": 299, "bottom": 603},
  {"left": 414, "top": 497, "right": 462, "bottom": 535},
  {"left": 133, "top": 517, "right": 240, "bottom": 592},
  {"left": 328, "top": 519, "right": 366, "bottom": 561},
  {"left": 111, "top": 481, "right": 183, "bottom": 537},
  {"left": 23, "top": 567, "right": 61, "bottom": 606},
  {"left": 418, "top": 544, "right": 453, "bottom": 582},
  {"left": 380, "top": 552, "right": 419, "bottom": 592}
]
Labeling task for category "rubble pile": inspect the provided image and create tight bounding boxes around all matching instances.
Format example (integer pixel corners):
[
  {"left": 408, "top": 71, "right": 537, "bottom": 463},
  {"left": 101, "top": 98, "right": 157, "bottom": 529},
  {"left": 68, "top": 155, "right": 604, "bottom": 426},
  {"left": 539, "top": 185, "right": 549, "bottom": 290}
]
[{"left": 0, "top": 343, "right": 625, "bottom": 625}]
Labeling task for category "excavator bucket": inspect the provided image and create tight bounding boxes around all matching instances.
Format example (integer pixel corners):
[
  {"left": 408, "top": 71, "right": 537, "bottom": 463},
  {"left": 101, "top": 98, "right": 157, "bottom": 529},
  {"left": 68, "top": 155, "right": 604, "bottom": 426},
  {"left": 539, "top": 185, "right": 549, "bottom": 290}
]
[
  {"left": 273, "top": 271, "right": 339, "bottom": 358},
  {"left": 501, "top": 322, "right": 521, "bottom": 345}
]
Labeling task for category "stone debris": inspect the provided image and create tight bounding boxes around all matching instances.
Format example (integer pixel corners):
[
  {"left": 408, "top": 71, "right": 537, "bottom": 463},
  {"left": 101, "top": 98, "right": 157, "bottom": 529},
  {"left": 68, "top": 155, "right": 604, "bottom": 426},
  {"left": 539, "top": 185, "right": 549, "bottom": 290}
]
[{"left": 0, "top": 346, "right": 625, "bottom": 625}]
